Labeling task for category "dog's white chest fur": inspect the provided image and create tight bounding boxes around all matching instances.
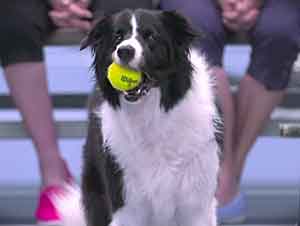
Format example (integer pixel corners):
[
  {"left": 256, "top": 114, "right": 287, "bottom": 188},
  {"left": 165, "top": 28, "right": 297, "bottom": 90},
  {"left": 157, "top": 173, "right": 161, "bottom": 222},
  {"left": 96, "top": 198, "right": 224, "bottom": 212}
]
[{"left": 100, "top": 50, "right": 220, "bottom": 226}]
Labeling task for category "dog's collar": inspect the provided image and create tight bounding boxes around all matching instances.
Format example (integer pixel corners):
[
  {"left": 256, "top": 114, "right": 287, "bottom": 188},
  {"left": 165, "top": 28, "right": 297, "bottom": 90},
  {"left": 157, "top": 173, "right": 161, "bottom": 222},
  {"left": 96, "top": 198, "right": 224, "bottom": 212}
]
[{"left": 122, "top": 72, "right": 158, "bottom": 103}]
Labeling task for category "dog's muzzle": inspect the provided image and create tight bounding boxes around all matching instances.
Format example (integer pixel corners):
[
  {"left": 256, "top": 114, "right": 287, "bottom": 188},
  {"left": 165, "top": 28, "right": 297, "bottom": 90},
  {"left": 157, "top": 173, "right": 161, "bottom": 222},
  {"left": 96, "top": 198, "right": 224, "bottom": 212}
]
[{"left": 123, "top": 72, "right": 158, "bottom": 102}]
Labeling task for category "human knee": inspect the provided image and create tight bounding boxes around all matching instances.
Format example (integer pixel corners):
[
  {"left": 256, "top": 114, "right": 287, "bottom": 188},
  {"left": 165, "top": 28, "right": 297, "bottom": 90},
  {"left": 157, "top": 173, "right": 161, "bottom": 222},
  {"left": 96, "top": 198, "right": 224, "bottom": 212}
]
[
  {"left": 253, "top": 10, "right": 299, "bottom": 48},
  {"left": 189, "top": 13, "right": 225, "bottom": 67}
]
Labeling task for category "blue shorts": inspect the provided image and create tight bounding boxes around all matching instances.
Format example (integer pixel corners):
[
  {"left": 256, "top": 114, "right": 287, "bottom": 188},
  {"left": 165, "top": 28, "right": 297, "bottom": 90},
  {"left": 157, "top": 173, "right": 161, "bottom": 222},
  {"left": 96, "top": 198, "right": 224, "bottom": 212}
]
[{"left": 161, "top": 0, "right": 300, "bottom": 90}]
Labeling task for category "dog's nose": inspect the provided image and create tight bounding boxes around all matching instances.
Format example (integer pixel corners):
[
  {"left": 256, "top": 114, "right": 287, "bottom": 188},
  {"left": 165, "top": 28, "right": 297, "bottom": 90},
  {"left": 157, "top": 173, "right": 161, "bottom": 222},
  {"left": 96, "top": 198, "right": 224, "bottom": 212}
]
[{"left": 117, "top": 46, "right": 135, "bottom": 63}]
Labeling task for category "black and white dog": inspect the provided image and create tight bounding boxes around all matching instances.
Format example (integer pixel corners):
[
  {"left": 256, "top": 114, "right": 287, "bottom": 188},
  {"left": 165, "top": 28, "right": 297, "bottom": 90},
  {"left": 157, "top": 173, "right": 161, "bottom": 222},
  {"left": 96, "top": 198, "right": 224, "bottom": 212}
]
[{"left": 54, "top": 8, "right": 223, "bottom": 226}]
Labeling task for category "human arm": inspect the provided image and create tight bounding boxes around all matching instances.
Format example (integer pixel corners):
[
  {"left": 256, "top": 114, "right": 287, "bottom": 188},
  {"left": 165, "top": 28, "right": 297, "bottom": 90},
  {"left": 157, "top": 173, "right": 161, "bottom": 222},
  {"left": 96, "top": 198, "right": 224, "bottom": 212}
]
[{"left": 48, "top": 0, "right": 93, "bottom": 31}]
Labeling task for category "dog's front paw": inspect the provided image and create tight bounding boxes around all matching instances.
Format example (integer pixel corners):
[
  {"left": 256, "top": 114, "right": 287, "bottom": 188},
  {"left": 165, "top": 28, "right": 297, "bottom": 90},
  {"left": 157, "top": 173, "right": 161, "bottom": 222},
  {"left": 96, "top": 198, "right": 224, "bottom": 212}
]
[
  {"left": 109, "top": 221, "right": 120, "bottom": 226},
  {"left": 109, "top": 217, "right": 124, "bottom": 226},
  {"left": 109, "top": 210, "right": 138, "bottom": 226}
]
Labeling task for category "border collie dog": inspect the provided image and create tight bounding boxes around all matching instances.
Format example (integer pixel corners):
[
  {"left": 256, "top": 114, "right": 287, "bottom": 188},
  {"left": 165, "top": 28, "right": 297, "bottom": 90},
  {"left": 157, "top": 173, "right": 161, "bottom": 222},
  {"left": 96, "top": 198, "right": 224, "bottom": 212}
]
[{"left": 55, "top": 8, "right": 223, "bottom": 226}]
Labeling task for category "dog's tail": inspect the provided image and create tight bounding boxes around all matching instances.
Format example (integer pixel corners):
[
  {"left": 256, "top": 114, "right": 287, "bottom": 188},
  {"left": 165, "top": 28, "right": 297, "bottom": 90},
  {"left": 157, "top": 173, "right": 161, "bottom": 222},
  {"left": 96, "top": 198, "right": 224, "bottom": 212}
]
[{"left": 51, "top": 183, "right": 86, "bottom": 226}]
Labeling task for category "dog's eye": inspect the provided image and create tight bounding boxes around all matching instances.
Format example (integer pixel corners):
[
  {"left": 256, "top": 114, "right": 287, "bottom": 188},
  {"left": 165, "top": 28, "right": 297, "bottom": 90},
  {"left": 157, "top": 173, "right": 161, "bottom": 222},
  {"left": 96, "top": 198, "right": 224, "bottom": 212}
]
[
  {"left": 114, "top": 30, "right": 124, "bottom": 42},
  {"left": 141, "top": 29, "right": 155, "bottom": 41}
]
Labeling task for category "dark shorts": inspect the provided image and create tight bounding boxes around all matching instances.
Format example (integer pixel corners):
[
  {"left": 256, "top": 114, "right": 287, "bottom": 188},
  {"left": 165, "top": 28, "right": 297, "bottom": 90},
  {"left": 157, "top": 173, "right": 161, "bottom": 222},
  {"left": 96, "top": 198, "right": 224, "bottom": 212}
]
[
  {"left": 0, "top": 0, "right": 154, "bottom": 67},
  {"left": 161, "top": 0, "right": 300, "bottom": 90}
]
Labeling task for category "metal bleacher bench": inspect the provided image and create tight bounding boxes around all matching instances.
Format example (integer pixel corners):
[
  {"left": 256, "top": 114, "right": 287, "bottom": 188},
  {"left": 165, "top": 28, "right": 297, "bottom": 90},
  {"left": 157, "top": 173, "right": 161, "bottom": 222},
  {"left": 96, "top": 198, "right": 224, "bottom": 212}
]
[{"left": 0, "top": 28, "right": 299, "bottom": 139}]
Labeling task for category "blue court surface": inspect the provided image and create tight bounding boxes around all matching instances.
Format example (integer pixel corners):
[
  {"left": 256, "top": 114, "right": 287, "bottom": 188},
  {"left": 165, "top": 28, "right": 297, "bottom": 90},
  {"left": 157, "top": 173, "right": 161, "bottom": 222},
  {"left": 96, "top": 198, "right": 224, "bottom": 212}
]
[{"left": 0, "top": 45, "right": 300, "bottom": 225}]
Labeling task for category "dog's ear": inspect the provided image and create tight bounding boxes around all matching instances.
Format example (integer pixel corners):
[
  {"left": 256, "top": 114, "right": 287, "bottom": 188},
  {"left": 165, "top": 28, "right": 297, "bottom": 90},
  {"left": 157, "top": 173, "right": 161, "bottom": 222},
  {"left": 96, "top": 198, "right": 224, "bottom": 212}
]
[
  {"left": 161, "top": 11, "right": 199, "bottom": 47},
  {"left": 80, "top": 16, "right": 112, "bottom": 50}
]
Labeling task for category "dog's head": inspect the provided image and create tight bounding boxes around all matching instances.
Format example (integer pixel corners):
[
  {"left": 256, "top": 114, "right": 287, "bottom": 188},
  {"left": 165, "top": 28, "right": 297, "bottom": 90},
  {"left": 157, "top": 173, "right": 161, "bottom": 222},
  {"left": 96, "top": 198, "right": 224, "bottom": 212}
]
[{"left": 81, "top": 9, "right": 198, "bottom": 109}]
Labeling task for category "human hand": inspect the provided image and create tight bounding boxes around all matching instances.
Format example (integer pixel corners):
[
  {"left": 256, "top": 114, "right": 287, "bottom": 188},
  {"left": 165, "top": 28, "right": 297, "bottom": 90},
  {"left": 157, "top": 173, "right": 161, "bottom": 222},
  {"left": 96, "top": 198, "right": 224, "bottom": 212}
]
[
  {"left": 218, "top": 0, "right": 262, "bottom": 31},
  {"left": 49, "top": 0, "right": 72, "bottom": 10},
  {"left": 49, "top": 0, "right": 93, "bottom": 31},
  {"left": 74, "top": 0, "right": 91, "bottom": 8}
]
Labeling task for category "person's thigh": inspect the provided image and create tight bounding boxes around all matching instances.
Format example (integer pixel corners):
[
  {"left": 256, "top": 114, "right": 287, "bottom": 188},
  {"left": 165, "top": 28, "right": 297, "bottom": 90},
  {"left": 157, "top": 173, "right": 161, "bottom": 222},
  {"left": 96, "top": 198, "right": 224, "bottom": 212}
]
[
  {"left": 0, "top": 0, "right": 51, "bottom": 67},
  {"left": 91, "top": 0, "right": 154, "bottom": 19},
  {"left": 248, "top": 0, "right": 300, "bottom": 90},
  {"left": 160, "top": 0, "right": 226, "bottom": 66}
]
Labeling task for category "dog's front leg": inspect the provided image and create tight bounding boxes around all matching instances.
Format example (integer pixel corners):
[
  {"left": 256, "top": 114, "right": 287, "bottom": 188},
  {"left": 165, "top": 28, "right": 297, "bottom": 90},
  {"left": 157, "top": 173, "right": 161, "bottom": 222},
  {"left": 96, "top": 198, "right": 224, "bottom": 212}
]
[
  {"left": 81, "top": 111, "right": 113, "bottom": 226},
  {"left": 82, "top": 159, "right": 112, "bottom": 226},
  {"left": 175, "top": 196, "right": 218, "bottom": 226},
  {"left": 109, "top": 197, "right": 152, "bottom": 226}
]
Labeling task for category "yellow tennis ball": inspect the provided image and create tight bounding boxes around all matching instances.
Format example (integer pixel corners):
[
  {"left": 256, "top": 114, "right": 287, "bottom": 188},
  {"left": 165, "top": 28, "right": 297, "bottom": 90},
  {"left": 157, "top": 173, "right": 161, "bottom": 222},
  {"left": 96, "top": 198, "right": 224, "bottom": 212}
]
[{"left": 107, "top": 63, "right": 142, "bottom": 91}]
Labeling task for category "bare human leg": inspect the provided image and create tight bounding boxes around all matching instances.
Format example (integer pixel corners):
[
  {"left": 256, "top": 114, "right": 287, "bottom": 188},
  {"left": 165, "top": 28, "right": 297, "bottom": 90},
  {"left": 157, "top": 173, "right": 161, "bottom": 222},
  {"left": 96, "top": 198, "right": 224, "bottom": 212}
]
[
  {"left": 234, "top": 75, "right": 284, "bottom": 180},
  {"left": 4, "top": 62, "right": 69, "bottom": 188},
  {"left": 213, "top": 67, "right": 239, "bottom": 206}
]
